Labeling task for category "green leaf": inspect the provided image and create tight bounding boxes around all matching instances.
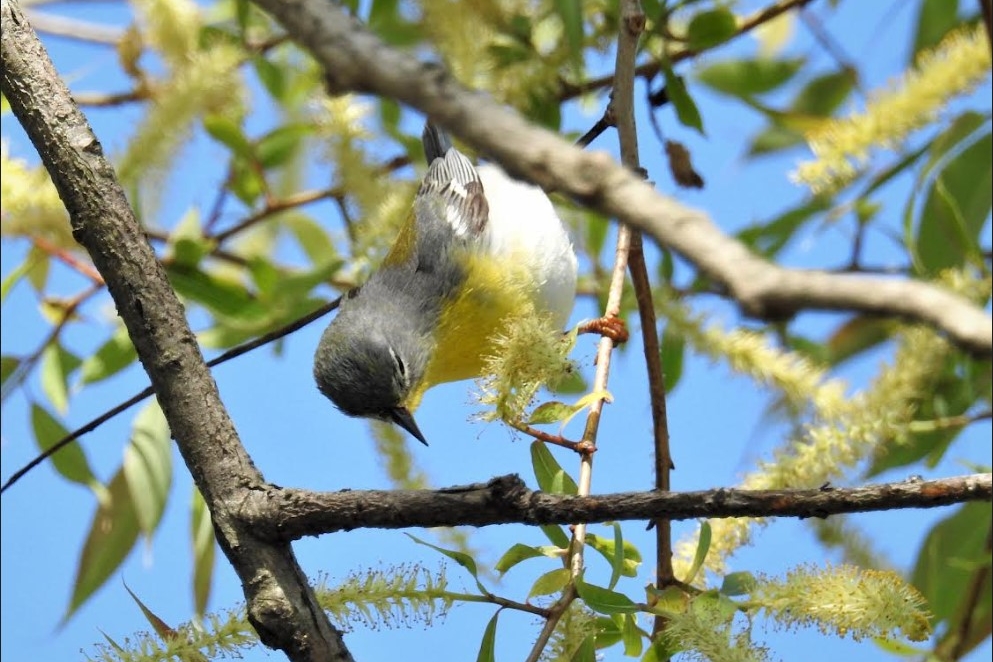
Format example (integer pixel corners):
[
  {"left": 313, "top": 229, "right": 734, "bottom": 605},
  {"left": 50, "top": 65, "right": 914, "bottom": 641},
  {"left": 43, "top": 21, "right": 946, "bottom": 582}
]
[
  {"left": 406, "top": 533, "right": 487, "bottom": 594},
  {"left": 123, "top": 402, "right": 172, "bottom": 538},
  {"left": 529, "top": 400, "right": 579, "bottom": 425},
  {"left": 607, "top": 522, "right": 624, "bottom": 590},
  {"left": 622, "top": 613, "right": 643, "bottom": 656},
  {"left": 570, "top": 634, "right": 596, "bottom": 662},
  {"left": 367, "top": 0, "right": 422, "bottom": 46},
  {"left": 915, "top": 132, "right": 992, "bottom": 275},
  {"left": 720, "top": 571, "right": 757, "bottom": 596},
  {"left": 253, "top": 56, "right": 286, "bottom": 101},
  {"left": 475, "top": 611, "right": 499, "bottom": 662},
  {"left": 659, "top": 327, "right": 684, "bottom": 393},
  {"left": 583, "top": 212, "right": 610, "bottom": 258},
  {"left": 40, "top": 341, "right": 81, "bottom": 414},
  {"left": 529, "top": 568, "right": 572, "bottom": 599},
  {"left": 642, "top": 637, "right": 684, "bottom": 662},
  {"left": 911, "top": 0, "right": 960, "bottom": 57},
  {"left": 530, "top": 441, "right": 579, "bottom": 495},
  {"left": 66, "top": 469, "right": 141, "bottom": 619},
  {"left": 696, "top": 57, "right": 805, "bottom": 97},
  {"left": 256, "top": 124, "right": 312, "bottom": 170},
  {"left": 662, "top": 68, "right": 704, "bottom": 135},
  {"left": 575, "top": 575, "right": 639, "bottom": 614},
  {"left": 599, "top": 615, "right": 627, "bottom": 650},
  {"left": 191, "top": 487, "right": 215, "bottom": 617},
  {"left": 685, "top": 8, "right": 738, "bottom": 50},
  {"left": 912, "top": 502, "right": 992, "bottom": 631},
  {"left": 826, "top": 316, "right": 897, "bottom": 365},
  {"left": 202, "top": 114, "right": 252, "bottom": 158},
  {"left": 1, "top": 254, "right": 36, "bottom": 301},
  {"left": 541, "top": 524, "right": 571, "bottom": 548},
  {"left": 80, "top": 327, "right": 138, "bottom": 384},
  {"left": 554, "top": 0, "right": 584, "bottom": 73},
  {"left": 1, "top": 355, "right": 20, "bottom": 388},
  {"left": 495, "top": 543, "right": 548, "bottom": 575},
  {"left": 228, "top": 153, "right": 265, "bottom": 205},
  {"left": 682, "top": 521, "right": 711, "bottom": 584},
  {"left": 791, "top": 69, "right": 857, "bottom": 116},
  {"left": 587, "top": 533, "right": 642, "bottom": 578},
  {"left": 166, "top": 264, "right": 260, "bottom": 320},
  {"left": 169, "top": 208, "right": 212, "bottom": 268},
  {"left": 737, "top": 195, "right": 832, "bottom": 257},
  {"left": 282, "top": 214, "right": 338, "bottom": 266},
  {"left": 747, "top": 125, "right": 803, "bottom": 155},
  {"left": 30, "top": 403, "right": 99, "bottom": 490}
]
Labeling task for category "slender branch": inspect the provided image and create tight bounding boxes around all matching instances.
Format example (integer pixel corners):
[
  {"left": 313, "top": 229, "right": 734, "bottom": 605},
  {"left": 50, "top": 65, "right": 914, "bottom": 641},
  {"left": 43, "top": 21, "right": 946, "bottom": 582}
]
[
  {"left": 23, "top": 9, "right": 123, "bottom": 45},
  {"left": 0, "top": 297, "right": 340, "bottom": 495},
  {"left": 248, "top": 0, "right": 992, "bottom": 356},
  {"left": 31, "top": 235, "right": 104, "bottom": 283},
  {"left": 1, "top": 7, "right": 350, "bottom": 657},
  {"left": 213, "top": 187, "right": 341, "bottom": 243},
  {"left": 73, "top": 89, "right": 145, "bottom": 107},
  {"left": 242, "top": 473, "right": 993, "bottom": 539},
  {"left": 526, "top": 7, "right": 644, "bottom": 658}
]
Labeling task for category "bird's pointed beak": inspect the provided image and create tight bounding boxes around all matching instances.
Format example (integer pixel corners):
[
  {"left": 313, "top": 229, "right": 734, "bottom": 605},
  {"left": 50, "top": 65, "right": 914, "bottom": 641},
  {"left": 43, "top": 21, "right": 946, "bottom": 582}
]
[{"left": 390, "top": 406, "right": 428, "bottom": 446}]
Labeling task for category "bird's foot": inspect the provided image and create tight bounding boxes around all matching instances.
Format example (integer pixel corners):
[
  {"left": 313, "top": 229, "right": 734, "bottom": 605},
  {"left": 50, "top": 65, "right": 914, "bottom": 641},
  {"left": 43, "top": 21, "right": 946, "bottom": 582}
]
[{"left": 579, "top": 316, "right": 629, "bottom": 344}]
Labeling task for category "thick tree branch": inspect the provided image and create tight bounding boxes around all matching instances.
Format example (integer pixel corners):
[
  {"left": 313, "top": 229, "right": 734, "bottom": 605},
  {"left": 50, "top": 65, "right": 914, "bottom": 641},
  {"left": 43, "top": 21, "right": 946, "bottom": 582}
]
[
  {"left": 242, "top": 473, "right": 993, "bottom": 541},
  {"left": 0, "top": 4, "right": 350, "bottom": 661},
  {"left": 249, "top": 0, "right": 992, "bottom": 356}
]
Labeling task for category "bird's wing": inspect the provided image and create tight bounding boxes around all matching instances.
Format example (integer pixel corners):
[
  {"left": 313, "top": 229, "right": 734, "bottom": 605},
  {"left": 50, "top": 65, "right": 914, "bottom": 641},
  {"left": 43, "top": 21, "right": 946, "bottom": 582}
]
[{"left": 416, "top": 143, "right": 489, "bottom": 240}]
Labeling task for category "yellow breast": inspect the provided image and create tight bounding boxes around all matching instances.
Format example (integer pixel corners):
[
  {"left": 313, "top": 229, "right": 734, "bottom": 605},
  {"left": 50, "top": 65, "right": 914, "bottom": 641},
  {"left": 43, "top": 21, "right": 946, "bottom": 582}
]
[{"left": 408, "top": 252, "right": 531, "bottom": 409}]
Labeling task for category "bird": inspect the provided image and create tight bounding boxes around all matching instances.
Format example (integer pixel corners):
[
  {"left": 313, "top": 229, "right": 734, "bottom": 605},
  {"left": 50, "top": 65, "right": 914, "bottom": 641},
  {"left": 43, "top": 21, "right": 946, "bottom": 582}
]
[{"left": 313, "top": 122, "right": 577, "bottom": 445}]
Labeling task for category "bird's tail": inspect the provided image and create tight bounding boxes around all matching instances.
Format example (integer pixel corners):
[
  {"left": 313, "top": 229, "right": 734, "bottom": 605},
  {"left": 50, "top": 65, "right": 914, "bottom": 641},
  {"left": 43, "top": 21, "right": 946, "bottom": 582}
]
[{"left": 422, "top": 122, "right": 453, "bottom": 163}]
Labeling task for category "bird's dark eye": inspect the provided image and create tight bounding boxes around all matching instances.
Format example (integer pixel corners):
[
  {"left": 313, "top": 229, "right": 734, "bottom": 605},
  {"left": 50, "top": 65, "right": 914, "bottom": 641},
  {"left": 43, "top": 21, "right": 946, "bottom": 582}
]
[{"left": 345, "top": 286, "right": 361, "bottom": 300}]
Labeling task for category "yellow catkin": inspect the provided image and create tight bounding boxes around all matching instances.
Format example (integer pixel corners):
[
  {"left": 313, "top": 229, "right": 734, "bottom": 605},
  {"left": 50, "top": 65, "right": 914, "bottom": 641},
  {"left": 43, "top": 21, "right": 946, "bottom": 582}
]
[
  {"left": 792, "top": 24, "right": 991, "bottom": 193},
  {"left": 0, "top": 146, "right": 74, "bottom": 249},
  {"left": 668, "top": 271, "right": 988, "bottom": 578},
  {"left": 753, "top": 564, "right": 931, "bottom": 642}
]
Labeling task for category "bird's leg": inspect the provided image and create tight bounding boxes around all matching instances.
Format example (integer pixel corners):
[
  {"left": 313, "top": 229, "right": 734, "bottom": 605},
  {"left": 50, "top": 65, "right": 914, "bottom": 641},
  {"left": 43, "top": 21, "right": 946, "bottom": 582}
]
[{"left": 578, "top": 315, "right": 629, "bottom": 344}]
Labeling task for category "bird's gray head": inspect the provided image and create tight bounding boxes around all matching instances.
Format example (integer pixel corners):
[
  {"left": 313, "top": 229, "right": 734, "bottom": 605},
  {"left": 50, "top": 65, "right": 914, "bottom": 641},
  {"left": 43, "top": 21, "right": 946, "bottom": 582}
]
[{"left": 313, "top": 294, "right": 431, "bottom": 444}]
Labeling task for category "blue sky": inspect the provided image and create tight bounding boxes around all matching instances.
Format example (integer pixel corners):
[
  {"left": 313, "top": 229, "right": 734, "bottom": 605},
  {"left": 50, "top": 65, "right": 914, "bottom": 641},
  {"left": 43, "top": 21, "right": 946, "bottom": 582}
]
[{"left": 2, "top": 1, "right": 991, "bottom": 661}]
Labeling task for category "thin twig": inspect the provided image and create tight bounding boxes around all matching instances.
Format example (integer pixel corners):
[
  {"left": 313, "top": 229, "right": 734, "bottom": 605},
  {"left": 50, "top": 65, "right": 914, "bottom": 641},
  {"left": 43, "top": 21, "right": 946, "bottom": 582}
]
[
  {"left": 523, "top": 3, "right": 644, "bottom": 658},
  {"left": 1, "top": 297, "right": 341, "bottom": 494},
  {"left": 510, "top": 421, "right": 588, "bottom": 453},
  {"left": 611, "top": 0, "right": 677, "bottom": 640},
  {"left": 24, "top": 10, "right": 123, "bottom": 45},
  {"left": 576, "top": 105, "right": 616, "bottom": 148},
  {"left": 31, "top": 235, "right": 104, "bottom": 284},
  {"left": 213, "top": 187, "right": 341, "bottom": 243}
]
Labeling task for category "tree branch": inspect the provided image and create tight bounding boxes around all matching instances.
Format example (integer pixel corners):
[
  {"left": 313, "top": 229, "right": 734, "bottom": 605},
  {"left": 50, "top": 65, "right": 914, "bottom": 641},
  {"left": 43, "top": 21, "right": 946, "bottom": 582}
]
[
  {"left": 0, "top": 3, "right": 350, "bottom": 660},
  {"left": 249, "top": 0, "right": 993, "bottom": 356},
  {"left": 243, "top": 473, "right": 993, "bottom": 541}
]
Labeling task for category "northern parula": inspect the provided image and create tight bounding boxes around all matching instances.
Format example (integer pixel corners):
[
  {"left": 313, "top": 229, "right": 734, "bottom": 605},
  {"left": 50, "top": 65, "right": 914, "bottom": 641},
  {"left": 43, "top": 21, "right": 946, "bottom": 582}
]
[{"left": 314, "top": 123, "right": 578, "bottom": 444}]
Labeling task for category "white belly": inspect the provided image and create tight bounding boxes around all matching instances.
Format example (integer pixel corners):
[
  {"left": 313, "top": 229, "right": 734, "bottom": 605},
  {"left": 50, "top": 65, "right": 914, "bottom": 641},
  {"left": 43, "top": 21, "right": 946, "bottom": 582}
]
[{"left": 477, "top": 164, "right": 578, "bottom": 327}]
